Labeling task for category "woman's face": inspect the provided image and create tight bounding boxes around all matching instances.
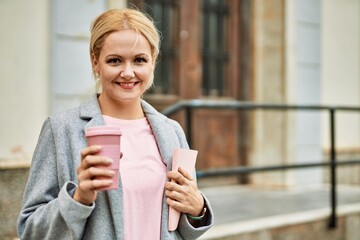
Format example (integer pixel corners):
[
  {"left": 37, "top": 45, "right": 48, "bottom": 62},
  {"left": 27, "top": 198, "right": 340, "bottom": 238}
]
[{"left": 93, "top": 29, "right": 155, "bottom": 103}]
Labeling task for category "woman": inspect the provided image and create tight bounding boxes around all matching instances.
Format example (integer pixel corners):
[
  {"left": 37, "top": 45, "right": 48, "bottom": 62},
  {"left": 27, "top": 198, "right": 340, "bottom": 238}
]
[{"left": 17, "top": 8, "right": 213, "bottom": 240}]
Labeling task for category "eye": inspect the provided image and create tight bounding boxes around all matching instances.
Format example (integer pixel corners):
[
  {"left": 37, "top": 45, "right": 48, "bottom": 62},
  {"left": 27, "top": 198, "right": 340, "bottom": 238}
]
[
  {"left": 106, "top": 58, "right": 121, "bottom": 65},
  {"left": 134, "top": 57, "right": 148, "bottom": 63}
]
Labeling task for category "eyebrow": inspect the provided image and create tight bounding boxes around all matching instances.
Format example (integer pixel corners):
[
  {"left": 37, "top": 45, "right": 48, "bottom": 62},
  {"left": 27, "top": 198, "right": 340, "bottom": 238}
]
[
  {"left": 135, "top": 53, "right": 150, "bottom": 58},
  {"left": 105, "top": 53, "right": 150, "bottom": 58}
]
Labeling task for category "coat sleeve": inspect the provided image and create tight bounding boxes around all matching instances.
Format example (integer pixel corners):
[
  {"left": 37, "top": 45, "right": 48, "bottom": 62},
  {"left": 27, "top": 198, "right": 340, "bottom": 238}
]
[
  {"left": 17, "top": 118, "right": 94, "bottom": 240},
  {"left": 169, "top": 119, "right": 214, "bottom": 239},
  {"left": 178, "top": 195, "right": 214, "bottom": 239}
]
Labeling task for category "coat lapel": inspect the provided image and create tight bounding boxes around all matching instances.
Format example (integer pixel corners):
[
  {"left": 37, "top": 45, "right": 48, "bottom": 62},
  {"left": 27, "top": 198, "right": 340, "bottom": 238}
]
[{"left": 141, "top": 100, "right": 180, "bottom": 170}]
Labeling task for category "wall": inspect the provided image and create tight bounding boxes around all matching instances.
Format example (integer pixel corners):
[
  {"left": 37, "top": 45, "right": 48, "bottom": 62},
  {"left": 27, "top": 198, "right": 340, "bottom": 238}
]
[
  {"left": 0, "top": 166, "right": 29, "bottom": 239},
  {"left": 50, "top": 0, "right": 107, "bottom": 114},
  {"left": 251, "top": 0, "right": 290, "bottom": 188},
  {"left": 294, "top": 0, "right": 323, "bottom": 186},
  {"left": 0, "top": 0, "right": 49, "bottom": 162},
  {"left": 322, "top": 0, "right": 360, "bottom": 150},
  {"left": 251, "top": 0, "right": 325, "bottom": 188}
]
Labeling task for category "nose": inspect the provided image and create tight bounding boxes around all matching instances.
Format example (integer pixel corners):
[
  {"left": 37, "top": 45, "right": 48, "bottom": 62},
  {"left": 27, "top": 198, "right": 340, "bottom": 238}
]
[{"left": 120, "top": 63, "right": 135, "bottom": 80}]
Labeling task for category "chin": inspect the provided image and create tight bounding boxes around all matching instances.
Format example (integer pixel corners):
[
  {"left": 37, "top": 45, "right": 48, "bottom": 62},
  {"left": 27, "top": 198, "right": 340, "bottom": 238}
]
[{"left": 116, "top": 95, "right": 142, "bottom": 102}]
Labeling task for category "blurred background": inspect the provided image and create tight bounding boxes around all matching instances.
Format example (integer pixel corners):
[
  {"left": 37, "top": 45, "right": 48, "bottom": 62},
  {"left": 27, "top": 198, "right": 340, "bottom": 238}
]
[{"left": 1, "top": 0, "right": 360, "bottom": 239}]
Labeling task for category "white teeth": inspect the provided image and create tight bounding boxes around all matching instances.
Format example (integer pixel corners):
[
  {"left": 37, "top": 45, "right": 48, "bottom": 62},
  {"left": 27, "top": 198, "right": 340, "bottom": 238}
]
[{"left": 119, "top": 82, "right": 136, "bottom": 86}]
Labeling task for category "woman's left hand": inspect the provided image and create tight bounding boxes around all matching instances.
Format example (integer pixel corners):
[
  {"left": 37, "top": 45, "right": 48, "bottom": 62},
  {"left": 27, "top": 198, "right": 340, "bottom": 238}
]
[{"left": 165, "top": 167, "right": 204, "bottom": 217}]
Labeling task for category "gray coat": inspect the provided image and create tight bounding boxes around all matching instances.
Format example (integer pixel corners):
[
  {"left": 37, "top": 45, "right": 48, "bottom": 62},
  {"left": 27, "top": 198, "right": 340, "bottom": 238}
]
[{"left": 17, "top": 95, "right": 213, "bottom": 240}]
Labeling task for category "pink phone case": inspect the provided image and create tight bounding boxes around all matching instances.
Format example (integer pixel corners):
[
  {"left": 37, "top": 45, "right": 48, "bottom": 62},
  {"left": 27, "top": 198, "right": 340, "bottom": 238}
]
[{"left": 168, "top": 148, "right": 198, "bottom": 231}]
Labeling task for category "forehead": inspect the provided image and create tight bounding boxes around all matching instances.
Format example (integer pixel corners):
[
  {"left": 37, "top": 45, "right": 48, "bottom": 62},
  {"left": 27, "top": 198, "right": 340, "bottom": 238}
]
[{"left": 101, "top": 29, "right": 151, "bottom": 56}]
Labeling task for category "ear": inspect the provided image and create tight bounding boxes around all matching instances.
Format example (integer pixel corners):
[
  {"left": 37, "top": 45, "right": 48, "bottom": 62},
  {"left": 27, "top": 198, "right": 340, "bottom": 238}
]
[{"left": 92, "top": 53, "right": 99, "bottom": 72}]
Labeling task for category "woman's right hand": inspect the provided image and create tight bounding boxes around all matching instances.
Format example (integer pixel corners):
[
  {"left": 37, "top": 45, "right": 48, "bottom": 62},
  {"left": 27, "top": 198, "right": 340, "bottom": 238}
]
[{"left": 73, "top": 145, "right": 114, "bottom": 205}]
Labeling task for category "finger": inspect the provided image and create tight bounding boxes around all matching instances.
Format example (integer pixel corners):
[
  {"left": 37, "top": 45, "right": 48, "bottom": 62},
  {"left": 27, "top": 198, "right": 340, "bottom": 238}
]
[
  {"left": 167, "top": 171, "right": 187, "bottom": 185},
  {"left": 178, "top": 167, "right": 193, "bottom": 181},
  {"left": 166, "top": 197, "right": 185, "bottom": 212},
  {"left": 165, "top": 181, "right": 183, "bottom": 192},
  {"left": 81, "top": 155, "right": 113, "bottom": 170},
  {"left": 78, "top": 167, "right": 115, "bottom": 181},
  {"left": 92, "top": 179, "right": 114, "bottom": 191},
  {"left": 79, "top": 179, "right": 113, "bottom": 192},
  {"left": 80, "top": 145, "right": 102, "bottom": 159},
  {"left": 165, "top": 190, "right": 185, "bottom": 202}
]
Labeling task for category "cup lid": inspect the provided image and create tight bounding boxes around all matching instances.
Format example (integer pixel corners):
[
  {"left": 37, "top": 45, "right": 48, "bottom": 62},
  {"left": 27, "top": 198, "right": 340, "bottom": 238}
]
[{"left": 85, "top": 126, "right": 122, "bottom": 137}]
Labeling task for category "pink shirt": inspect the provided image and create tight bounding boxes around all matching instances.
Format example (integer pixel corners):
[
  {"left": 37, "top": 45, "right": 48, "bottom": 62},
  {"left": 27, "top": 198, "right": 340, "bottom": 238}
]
[{"left": 103, "top": 115, "right": 167, "bottom": 240}]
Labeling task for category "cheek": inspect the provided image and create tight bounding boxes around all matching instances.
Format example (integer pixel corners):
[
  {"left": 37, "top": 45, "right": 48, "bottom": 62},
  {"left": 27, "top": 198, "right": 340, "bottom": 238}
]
[
  {"left": 136, "top": 67, "right": 154, "bottom": 81},
  {"left": 101, "top": 67, "right": 120, "bottom": 81}
]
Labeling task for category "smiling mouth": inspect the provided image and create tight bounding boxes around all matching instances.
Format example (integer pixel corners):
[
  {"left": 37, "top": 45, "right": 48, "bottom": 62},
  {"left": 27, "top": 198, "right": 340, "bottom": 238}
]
[
  {"left": 116, "top": 82, "right": 139, "bottom": 87},
  {"left": 120, "top": 82, "right": 136, "bottom": 86}
]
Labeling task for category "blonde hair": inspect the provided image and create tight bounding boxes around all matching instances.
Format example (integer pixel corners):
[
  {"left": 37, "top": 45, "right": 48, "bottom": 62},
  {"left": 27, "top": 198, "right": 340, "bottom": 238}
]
[{"left": 89, "top": 8, "right": 160, "bottom": 89}]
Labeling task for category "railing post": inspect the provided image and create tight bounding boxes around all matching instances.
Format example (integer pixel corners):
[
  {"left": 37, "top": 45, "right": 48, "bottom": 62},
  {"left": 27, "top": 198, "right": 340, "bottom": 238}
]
[
  {"left": 185, "top": 107, "right": 192, "bottom": 148},
  {"left": 328, "top": 108, "right": 337, "bottom": 229}
]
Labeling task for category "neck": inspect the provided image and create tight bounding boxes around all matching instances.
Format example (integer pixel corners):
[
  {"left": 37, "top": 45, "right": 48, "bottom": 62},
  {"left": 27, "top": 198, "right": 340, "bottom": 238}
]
[{"left": 98, "top": 94, "right": 145, "bottom": 120}]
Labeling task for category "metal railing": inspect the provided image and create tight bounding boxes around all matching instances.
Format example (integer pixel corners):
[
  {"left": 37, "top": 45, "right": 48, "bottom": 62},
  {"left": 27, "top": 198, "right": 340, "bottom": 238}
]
[{"left": 162, "top": 99, "right": 360, "bottom": 229}]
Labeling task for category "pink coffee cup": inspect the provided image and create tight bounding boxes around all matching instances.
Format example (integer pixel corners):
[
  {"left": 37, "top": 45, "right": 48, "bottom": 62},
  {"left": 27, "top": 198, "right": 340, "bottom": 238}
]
[{"left": 85, "top": 126, "right": 122, "bottom": 190}]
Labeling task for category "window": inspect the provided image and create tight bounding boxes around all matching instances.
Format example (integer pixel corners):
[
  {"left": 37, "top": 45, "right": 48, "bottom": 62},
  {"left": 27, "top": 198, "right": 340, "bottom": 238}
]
[{"left": 201, "top": 0, "right": 230, "bottom": 97}]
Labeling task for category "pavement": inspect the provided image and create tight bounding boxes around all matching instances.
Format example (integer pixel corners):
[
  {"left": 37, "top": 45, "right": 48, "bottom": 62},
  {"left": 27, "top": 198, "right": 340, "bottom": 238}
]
[{"left": 200, "top": 184, "right": 360, "bottom": 225}]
